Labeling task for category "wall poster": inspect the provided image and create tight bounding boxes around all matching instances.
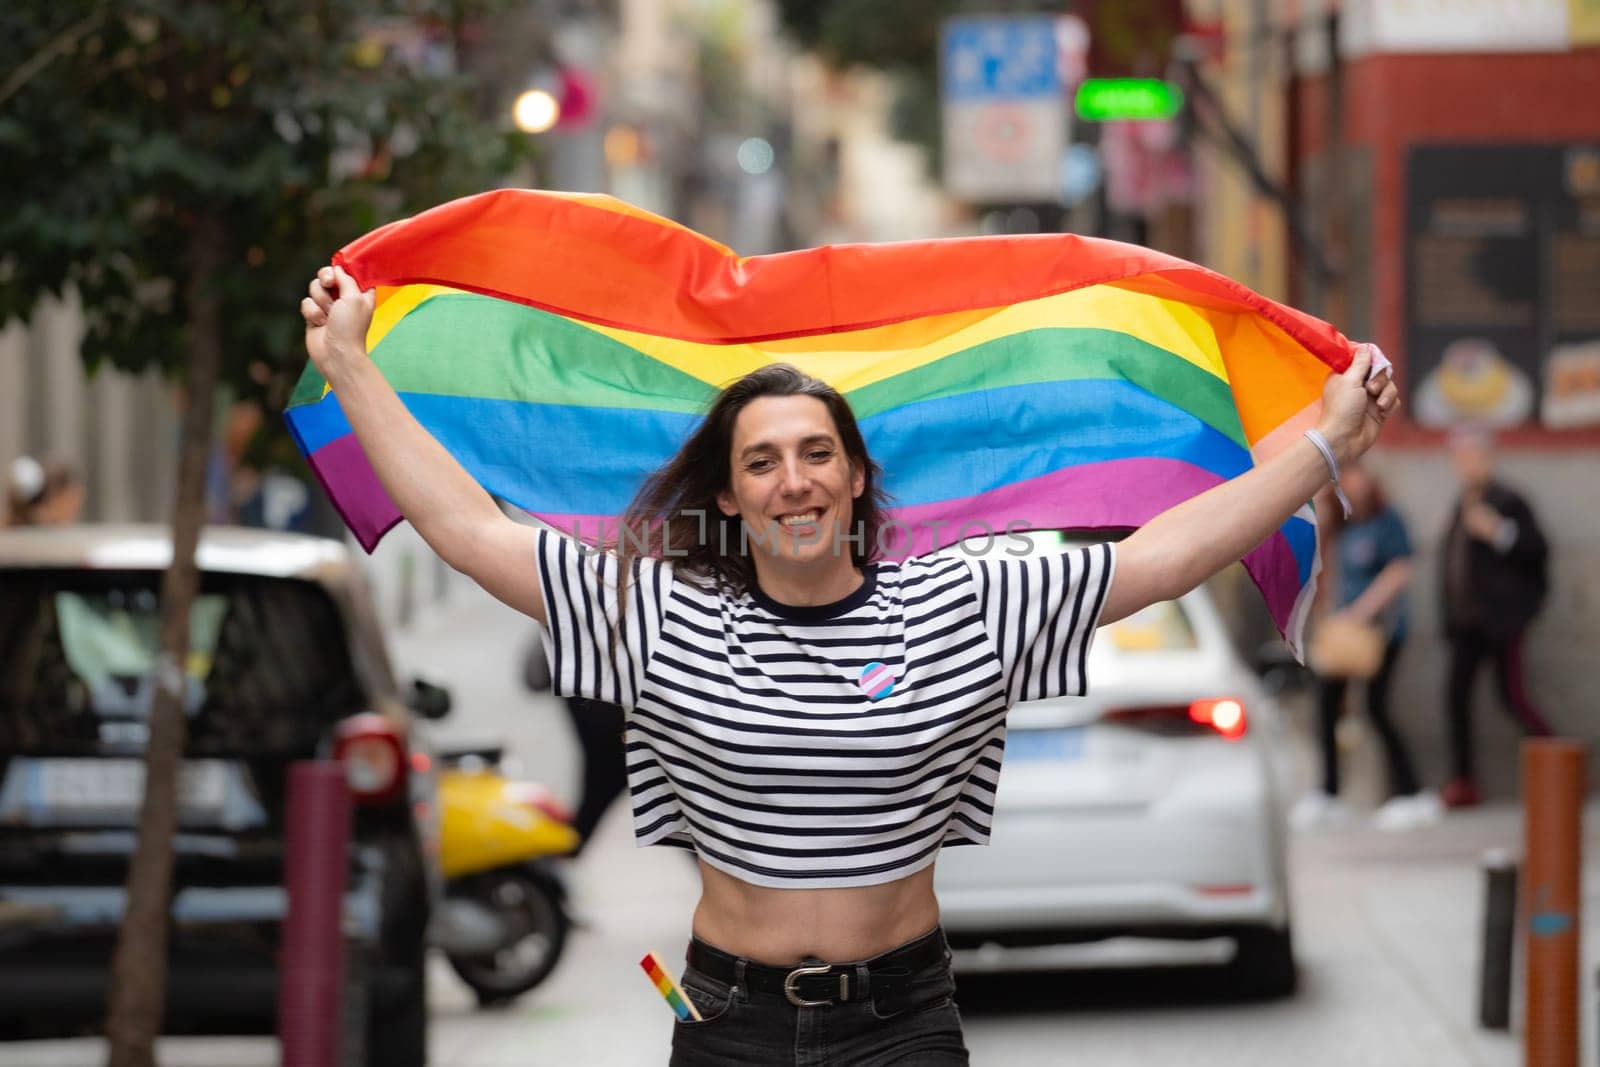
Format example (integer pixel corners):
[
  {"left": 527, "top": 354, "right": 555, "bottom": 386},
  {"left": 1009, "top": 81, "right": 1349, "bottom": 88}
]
[{"left": 1406, "top": 143, "right": 1600, "bottom": 430}]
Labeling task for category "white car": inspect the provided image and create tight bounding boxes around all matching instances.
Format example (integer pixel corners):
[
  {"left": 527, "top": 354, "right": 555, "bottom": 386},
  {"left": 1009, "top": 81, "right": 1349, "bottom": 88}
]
[{"left": 934, "top": 532, "right": 1297, "bottom": 997}]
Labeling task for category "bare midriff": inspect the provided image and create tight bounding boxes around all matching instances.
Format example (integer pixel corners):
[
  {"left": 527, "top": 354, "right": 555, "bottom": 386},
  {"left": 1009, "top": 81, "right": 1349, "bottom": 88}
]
[{"left": 691, "top": 861, "right": 941, "bottom": 966}]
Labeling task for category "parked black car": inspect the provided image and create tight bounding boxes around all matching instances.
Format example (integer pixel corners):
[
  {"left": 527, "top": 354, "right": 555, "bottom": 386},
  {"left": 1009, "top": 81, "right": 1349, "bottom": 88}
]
[{"left": 0, "top": 525, "right": 446, "bottom": 1065}]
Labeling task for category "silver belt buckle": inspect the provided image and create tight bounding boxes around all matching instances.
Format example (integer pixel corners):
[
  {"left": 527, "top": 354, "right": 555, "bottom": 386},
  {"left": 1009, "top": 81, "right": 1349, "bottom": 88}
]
[{"left": 783, "top": 963, "right": 839, "bottom": 1007}]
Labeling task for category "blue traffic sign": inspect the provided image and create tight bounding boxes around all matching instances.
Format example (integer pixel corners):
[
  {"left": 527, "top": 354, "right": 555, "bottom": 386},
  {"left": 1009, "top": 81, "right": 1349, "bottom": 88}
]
[{"left": 940, "top": 17, "right": 1061, "bottom": 101}]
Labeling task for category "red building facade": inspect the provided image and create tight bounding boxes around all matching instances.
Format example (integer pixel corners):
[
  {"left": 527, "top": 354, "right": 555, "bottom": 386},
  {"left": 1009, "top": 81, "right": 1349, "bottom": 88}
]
[{"left": 1291, "top": 42, "right": 1600, "bottom": 447}]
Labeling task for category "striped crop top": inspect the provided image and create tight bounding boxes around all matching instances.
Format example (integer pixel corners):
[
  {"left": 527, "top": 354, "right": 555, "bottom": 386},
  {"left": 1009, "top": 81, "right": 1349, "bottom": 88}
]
[{"left": 535, "top": 529, "right": 1116, "bottom": 889}]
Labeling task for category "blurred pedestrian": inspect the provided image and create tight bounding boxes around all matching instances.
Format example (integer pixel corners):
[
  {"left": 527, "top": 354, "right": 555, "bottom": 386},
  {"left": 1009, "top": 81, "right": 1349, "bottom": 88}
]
[
  {"left": 1295, "top": 464, "right": 1440, "bottom": 832},
  {"left": 522, "top": 634, "right": 628, "bottom": 854},
  {"left": 5, "top": 456, "right": 84, "bottom": 527},
  {"left": 1438, "top": 429, "right": 1551, "bottom": 808}
]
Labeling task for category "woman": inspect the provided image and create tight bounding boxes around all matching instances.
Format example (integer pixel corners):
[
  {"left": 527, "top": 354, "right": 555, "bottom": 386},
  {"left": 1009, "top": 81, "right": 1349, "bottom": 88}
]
[
  {"left": 1295, "top": 464, "right": 1440, "bottom": 832},
  {"left": 302, "top": 263, "right": 1397, "bottom": 1064}
]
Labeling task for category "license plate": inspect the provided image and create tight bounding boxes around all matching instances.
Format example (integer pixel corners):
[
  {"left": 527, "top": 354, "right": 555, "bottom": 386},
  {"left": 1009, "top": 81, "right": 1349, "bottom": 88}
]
[
  {"left": 29, "top": 759, "right": 228, "bottom": 816},
  {"left": 1007, "top": 727, "right": 1085, "bottom": 763}
]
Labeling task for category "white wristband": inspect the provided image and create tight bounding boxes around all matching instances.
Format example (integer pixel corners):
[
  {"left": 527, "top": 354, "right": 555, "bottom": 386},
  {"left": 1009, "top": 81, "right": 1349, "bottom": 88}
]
[{"left": 1304, "top": 428, "right": 1352, "bottom": 519}]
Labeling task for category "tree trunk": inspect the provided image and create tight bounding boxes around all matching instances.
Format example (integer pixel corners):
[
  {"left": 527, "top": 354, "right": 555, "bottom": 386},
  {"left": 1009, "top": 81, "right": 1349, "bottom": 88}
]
[{"left": 104, "top": 212, "right": 225, "bottom": 1067}]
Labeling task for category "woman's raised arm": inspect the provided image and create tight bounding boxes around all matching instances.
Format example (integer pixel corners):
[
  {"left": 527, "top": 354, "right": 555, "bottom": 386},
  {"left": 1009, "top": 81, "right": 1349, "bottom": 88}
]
[
  {"left": 302, "top": 265, "right": 547, "bottom": 625},
  {"left": 1100, "top": 345, "right": 1399, "bottom": 627}
]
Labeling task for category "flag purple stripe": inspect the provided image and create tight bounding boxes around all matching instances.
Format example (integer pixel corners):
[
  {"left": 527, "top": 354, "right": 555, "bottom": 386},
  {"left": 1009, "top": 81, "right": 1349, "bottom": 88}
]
[
  {"left": 881, "top": 458, "right": 1306, "bottom": 634},
  {"left": 306, "top": 434, "right": 404, "bottom": 552},
  {"left": 522, "top": 459, "right": 1306, "bottom": 633},
  {"left": 305, "top": 450, "right": 1309, "bottom": 640}
]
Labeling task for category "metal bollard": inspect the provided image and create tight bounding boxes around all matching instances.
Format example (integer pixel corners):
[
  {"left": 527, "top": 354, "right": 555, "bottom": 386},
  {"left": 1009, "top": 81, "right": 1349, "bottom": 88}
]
[
  {"left": 338, "top": 936, "right": 369, "bottom": 1067},
  {"left": 1479, "top": 848, "right": 1518, "bottom": 1030},
  {"left": 278, "top": 761, "right": 352, "bottom": 1067},
  {"left": 1521, "top": 739, "right": 1586, "bottom": 1067},
  {"left": 397, "top": 551, "right": 416, "bottom": 628}
]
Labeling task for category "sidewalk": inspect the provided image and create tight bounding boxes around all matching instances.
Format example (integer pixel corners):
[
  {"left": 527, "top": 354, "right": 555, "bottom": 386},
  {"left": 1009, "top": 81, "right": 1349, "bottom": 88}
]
[
  {"left": 1266, "top": 668, "right": 1596, "bottom": 1066},
  {"left": 1289, "top": 803, "right": 1594, "bottom": 1067}
]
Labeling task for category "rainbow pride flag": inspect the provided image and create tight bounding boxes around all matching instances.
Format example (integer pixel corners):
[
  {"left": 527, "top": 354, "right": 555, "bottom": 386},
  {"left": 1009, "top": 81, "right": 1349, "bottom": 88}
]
[
  {"left": 639, "top": 951, "right": 701, "bottom": 1022},
  {"left": 285, "top": 189, "right": 1360, "bottom": 653}
]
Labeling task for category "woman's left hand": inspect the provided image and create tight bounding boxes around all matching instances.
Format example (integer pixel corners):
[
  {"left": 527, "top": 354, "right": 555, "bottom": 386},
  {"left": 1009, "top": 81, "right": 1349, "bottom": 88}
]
[
  {"left": 1462, "top": 500, "right": 1506, "bottom": 542},
  {"left": 1318, "top": 344, "right": 1400, "bottom": 465},
  {"left": 1330, "top": 605, "right": 1373, "bottom": 627}
]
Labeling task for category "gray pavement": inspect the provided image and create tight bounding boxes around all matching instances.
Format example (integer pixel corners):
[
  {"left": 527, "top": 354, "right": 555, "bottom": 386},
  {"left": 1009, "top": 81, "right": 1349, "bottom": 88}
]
[{"left": 1, "top": 542, "right": 1593, "bottom": 1065}]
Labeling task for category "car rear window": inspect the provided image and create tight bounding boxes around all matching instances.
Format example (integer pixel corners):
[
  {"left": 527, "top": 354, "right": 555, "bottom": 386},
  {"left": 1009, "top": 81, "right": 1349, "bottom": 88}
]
[
  {"left": 0, "top": 570, "right": 364, "bottom": 754},
  {"left": 941, "top": 528, "right": 1199, "bottom": 652},
  {"left": 1102, "top": 599, "right": 1198, "bottom": 652}
]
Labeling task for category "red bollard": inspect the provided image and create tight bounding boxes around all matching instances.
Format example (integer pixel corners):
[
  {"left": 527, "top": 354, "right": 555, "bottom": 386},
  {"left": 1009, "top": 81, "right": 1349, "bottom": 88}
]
[
  {"left": 278, "top": 761, "right": 352, "bottom": 1067},
  {"left": 1522, "top": 739, "right": 1586, "bottom": 1067}
]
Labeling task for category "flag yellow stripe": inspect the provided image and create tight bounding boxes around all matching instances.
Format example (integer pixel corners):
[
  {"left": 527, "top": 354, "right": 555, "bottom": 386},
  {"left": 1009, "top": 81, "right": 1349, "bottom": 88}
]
[{"left": 582, "top": 285, "right": 1234, "bottom": 392}]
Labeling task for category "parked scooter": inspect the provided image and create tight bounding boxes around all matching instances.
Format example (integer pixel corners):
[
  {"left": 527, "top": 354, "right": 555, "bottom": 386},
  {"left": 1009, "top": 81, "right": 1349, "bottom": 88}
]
[{"left": 430, "top": 745, "right": 578, "bottom": 1006}]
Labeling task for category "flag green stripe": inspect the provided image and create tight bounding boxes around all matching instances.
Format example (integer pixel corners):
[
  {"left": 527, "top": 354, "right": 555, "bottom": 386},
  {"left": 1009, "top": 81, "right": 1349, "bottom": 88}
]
[
  {"left": 362, "top": 293, "right": 718, "bottom": 414},
  {"left": 289, "top": 361, "right": 329, "bottom": 408}
]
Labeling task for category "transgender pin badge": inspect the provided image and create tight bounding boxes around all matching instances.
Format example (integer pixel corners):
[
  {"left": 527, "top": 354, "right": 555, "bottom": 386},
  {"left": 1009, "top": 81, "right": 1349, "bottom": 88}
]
[{"left": 858, "top": 661, "right": 897, "bottom": 701}]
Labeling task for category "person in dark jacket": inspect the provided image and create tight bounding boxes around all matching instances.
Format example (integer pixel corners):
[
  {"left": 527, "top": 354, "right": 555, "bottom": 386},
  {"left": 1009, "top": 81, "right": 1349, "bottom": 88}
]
[
  {"left": 523, "top": 633, "right": 628, "bottom": 853},
  {"left": 1438, "top": 430, "right": 1552, "bottom": 808}
]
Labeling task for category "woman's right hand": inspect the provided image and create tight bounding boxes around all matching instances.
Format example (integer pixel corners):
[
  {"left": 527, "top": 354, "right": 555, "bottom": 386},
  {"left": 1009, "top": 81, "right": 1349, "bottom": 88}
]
[
  {"left": 301, "top": 265, "right": 376, "bottom": 377},
  {"left": 1315, "top": 344, "right": 1399, "bottom": 466}
]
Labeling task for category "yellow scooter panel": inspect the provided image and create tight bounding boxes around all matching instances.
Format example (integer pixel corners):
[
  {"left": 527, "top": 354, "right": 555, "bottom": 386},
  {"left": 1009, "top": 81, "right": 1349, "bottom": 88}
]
[{"left": 438, "top": 768, "right": 579, "bottom": 880}]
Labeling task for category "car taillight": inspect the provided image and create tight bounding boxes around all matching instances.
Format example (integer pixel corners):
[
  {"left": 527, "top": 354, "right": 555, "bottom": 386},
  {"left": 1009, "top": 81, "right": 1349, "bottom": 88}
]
[
  {"left": 1188, "top": 698, "right": 1248, "bottom": 740},
  {"left": 1103, "top": 698, "right": 1248, "bottom": 741},
  {"left": 333, "top": 713, "right": 408, "bottom": 805},
  {"left": 504, "top": 782, "right": 574, "bottom": 826}
]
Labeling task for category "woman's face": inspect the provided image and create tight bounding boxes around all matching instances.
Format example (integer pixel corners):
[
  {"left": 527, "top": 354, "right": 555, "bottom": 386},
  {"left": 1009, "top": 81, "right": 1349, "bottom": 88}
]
[{"left": 716, "top": 395, "right": 865, "bottom": 573}]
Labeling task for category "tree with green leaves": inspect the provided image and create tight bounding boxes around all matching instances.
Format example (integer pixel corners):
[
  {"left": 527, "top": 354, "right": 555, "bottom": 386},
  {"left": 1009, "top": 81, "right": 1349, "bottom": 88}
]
[
  {"left": 774, "top": 0, "right": 960, "bottom": 162},
  {"left": 0, "top": 4, "right": 533, "bottom": 1064}
]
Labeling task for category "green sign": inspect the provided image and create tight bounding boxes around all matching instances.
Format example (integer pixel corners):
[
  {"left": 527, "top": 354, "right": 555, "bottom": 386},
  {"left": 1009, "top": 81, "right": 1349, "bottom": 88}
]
[{"left": 1074, "top": 78, "right": 1184, "bottom": 122}]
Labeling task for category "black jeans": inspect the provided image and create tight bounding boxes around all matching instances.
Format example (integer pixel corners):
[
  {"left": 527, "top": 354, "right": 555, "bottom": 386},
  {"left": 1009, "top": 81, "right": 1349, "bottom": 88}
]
[
  {"left": 669, "top": 928, "right": 969, "bottom": 1066},
  {"left": 1317, "top": 636, "right": 1419, "bottom": 798},
  {"left": 1447, "top": 628, "right": 1552, "bottom": 781}
]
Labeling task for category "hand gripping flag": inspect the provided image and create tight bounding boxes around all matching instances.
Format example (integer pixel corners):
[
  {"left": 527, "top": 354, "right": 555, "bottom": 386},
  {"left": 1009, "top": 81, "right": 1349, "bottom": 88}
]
[{"left": 285, "top": 189, "right": 1366, "bottom": 656}]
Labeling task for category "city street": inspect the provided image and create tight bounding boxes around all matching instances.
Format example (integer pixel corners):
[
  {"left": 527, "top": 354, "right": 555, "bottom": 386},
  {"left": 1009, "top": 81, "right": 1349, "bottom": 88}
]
[
  {"left": 0, "top": 565, "right": 1590, "bottom": 1066},
  {"left": 4, "top": 2, "right": 1597, "bottom": 1065}
]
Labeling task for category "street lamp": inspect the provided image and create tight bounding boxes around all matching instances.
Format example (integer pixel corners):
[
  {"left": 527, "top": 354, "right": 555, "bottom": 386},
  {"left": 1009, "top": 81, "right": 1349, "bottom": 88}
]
[
  {"left": 736, "top": 137, "right": 775, "bottom": 176},
  {"left": 513, "top": 89, "right": 560, "bottom": 134}
]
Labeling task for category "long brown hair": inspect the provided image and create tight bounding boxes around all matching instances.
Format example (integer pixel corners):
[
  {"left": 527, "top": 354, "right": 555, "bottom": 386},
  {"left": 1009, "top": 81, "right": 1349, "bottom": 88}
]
[{"left": 612, "top": 363, "right": 890, "bottom": 594}]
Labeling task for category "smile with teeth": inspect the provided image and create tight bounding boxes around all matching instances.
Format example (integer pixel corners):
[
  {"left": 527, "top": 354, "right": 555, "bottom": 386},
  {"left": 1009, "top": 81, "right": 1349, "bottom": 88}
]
[{"left": 779, "top": 512, "right": 820, "bottom": 526}]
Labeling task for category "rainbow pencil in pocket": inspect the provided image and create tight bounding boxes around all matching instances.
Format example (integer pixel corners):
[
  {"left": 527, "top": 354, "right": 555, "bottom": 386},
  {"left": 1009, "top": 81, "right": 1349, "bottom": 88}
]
[{"left": 640, "top": 951, "right": 703, "bottom": 1022}]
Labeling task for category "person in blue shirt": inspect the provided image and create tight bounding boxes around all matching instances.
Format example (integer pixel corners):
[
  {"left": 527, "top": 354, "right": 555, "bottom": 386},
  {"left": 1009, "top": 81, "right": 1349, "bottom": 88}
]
[{"left": 1294, "top": 463, "right": 1441, "bottom": 832}]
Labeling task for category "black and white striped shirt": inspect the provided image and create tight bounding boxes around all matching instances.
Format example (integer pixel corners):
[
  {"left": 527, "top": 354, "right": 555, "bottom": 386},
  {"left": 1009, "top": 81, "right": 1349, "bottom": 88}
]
[{"left": 536, "top": 529, "right": 1116, "bottom": 889}]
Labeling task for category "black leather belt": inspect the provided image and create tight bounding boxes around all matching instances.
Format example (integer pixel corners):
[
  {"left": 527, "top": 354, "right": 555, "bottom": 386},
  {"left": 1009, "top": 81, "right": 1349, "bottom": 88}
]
[{"left": 685, "top": 928, "right": 947, "bottom": 1008}]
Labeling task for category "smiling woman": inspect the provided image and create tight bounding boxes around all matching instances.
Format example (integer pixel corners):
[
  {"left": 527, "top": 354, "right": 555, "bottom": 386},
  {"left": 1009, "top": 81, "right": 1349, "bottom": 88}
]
[{"left": 295, "top": 193, "right": 1400, "bottom": 1064}]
